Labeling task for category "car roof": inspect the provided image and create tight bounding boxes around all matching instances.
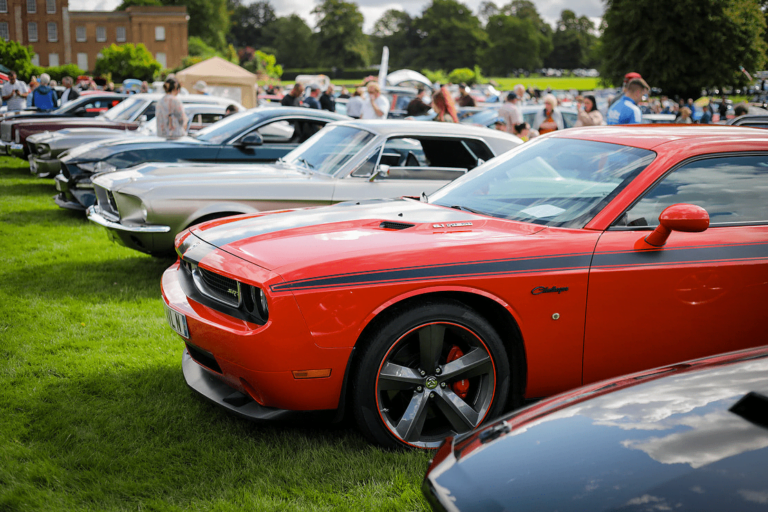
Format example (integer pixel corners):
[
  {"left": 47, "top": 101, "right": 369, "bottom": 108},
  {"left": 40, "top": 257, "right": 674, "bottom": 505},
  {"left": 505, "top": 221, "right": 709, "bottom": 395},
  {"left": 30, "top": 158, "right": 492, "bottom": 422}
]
[
  {"left": 553, "top": 124, "right": 768, "bottom": 150},
  {"left": 332, "top": 119, "right": 519, "bottom": 141},
  {"left": 248, "top": 106, "right": 349, "bottom": 120}
]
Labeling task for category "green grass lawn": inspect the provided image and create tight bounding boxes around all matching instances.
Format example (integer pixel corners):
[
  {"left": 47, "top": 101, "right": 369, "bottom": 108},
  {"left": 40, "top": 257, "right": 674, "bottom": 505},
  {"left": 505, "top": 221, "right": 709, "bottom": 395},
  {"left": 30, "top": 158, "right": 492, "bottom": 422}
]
[{"left": 0, "top": 156, "right": 431, "bottom": 511}]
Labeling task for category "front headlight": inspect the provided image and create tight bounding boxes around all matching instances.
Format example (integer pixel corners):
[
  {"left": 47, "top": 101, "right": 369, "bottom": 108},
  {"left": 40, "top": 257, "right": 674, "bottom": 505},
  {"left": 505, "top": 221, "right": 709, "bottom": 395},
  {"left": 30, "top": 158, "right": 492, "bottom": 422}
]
[
  {"left": 78, "top": 161, "right": 117, "bottom": 174},
  {"left": 37, "top": 143, "right": 51, "bottom": 158},
  {"left": 242, "top": 285, "right": 269, "bottom": 323}
]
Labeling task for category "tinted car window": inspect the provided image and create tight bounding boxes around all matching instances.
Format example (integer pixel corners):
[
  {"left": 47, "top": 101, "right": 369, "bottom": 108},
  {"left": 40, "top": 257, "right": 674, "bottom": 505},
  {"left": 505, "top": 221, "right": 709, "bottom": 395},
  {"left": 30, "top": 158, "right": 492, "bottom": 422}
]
[
  {"left": 194, "top": 111, "right": 267, "bottom": 144},
  {"left": 618, "top": 155, "right": 768, "bottom": 227},
  {"left": 103, "top": 97, "right": 146, "bottom": 121},
  {"left": 430, "top": 138, "right": 656, "bottom": 228}
]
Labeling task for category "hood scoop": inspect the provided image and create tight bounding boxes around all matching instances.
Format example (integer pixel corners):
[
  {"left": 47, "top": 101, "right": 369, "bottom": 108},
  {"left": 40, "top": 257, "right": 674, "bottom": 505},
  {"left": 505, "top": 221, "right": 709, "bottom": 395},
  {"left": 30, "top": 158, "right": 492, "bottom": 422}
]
[
  {"left": 379, "top": 221, "right": 416, "bottom": 230},
  {"left": 730, "top": 391, "right": 768, "bottom": 430}
]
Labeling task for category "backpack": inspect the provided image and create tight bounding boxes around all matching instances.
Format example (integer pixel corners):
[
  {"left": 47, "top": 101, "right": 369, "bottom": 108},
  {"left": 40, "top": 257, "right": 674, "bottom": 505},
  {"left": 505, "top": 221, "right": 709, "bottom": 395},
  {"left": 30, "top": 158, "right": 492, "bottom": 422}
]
[{"left": 33, "top": 88, "right": 56, "bottom": 111}]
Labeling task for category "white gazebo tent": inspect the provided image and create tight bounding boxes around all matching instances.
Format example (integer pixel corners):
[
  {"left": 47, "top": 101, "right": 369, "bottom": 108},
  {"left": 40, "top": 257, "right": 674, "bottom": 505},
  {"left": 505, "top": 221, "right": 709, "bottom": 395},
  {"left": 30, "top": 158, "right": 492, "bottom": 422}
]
[{"left": 177, "top": 57, "right": 257, "bottom": 108}]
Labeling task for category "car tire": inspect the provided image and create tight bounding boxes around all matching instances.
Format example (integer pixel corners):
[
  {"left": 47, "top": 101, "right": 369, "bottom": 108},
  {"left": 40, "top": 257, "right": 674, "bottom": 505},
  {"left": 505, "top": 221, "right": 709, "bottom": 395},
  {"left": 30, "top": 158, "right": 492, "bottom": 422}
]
[{"left": 352, "top": 299, "right": 511, "bottom": 449}]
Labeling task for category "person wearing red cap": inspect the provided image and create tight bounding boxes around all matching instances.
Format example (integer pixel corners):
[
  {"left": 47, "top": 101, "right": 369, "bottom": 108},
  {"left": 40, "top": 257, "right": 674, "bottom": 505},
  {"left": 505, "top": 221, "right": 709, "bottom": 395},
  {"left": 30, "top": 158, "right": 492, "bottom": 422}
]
[{"left": 608, "top": 72, "right": 644, "bottom": 110}]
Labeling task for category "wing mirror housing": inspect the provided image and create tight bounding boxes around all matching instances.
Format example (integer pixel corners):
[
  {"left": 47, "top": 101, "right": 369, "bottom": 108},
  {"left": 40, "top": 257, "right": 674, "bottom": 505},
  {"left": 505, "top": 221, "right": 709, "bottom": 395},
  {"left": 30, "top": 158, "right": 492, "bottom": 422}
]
[
  {"left": 138, "top": 115, "right": 148, "bottom": 124},
  {"left": 634, "top": 204, "right": 709, "bottom": 250},
  {"left": 369, "top": 164, "right": 390, "bottom": 182},
  {"left": 237, "top": 132, "right": 263, "bottom": 147}
]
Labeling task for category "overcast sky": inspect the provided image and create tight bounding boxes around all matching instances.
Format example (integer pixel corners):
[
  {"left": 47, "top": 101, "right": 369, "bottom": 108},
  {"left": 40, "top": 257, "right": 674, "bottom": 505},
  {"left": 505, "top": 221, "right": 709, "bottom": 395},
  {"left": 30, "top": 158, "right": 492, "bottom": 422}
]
[{"left": 69, "top": 0, "right": 604, "bottom": 33}]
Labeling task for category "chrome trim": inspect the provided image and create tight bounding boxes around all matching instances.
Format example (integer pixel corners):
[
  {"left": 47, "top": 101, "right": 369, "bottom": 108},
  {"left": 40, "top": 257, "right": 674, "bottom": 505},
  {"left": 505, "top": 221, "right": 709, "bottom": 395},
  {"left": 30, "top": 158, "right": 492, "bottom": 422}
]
[{"left": 86, "top": 205, "right": 171, "bottom": 233}]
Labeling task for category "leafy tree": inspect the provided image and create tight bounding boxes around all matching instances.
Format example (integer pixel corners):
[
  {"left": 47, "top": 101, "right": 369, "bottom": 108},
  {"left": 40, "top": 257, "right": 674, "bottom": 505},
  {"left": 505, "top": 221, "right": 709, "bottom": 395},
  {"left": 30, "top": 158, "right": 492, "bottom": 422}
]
[
  {"left": 483, "top": 14, "right": 547, "bottom": 73},
  {"left": 547, "top": 10, "right": 596, "bottom": 69},
  {"left": 227, "top": 0, "right": 276, "bottom": 48},
  {"left": 94, "top": 43, "right": 161, "bottom": 81},
  {"left": 0, "top": 40, "right": 36, "bottom": 79},
  {"left": 262, "top": 15, "right": 316, "bottom": 69},
  {"left": 242, "top": 50, "right": 282, "bottom": 79},
  {"left": 448, "top": 67, "right": 475, "bottom": 83},
  {"left": 117, "top": 0, "right": 229, "bottom": 50},
  {"left": 370, "top": 10, "right": 419, "bottom": 69},
  {"left": 421, "top": 68, "right": 449, "bottom": 83},
  {"left": 499, "top": 0, "right": 553, "bottom": 64},
  {"left": 312, "top": 0, "right": 369, "bottom": 68},
  {"left": 602, "top": 0, "right": 767, "bottom": 96},
  {"left": 41, "top": 64, "right": 86, "bottom": 81},
  {"left": 413, "top": 0, "right": 488, "bottom": 70}
]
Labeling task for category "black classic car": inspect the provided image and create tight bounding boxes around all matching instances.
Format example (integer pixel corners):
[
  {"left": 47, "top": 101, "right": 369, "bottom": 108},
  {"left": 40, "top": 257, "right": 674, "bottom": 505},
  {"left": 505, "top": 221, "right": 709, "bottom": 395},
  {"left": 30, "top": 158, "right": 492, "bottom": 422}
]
[
  {"left": 423, "top": 345, "right": 768, "bottom": 512},
  {"left": 55, "top": 107, "right": 348, "bottom": 210}
]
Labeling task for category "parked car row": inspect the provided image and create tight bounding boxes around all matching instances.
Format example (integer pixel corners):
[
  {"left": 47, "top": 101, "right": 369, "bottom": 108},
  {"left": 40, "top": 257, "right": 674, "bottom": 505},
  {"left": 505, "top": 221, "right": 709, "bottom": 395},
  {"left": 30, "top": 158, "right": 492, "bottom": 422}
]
[{"left": 2, "top": 96, "right": 767, "bottom": 512}]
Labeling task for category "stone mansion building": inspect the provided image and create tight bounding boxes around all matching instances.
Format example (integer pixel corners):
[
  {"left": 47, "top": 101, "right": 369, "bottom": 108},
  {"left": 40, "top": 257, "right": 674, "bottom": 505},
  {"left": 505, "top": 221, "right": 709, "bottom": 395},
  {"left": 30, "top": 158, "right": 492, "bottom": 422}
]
[{"left": 0, "top": 0, "right": 188, "bottom": 71}]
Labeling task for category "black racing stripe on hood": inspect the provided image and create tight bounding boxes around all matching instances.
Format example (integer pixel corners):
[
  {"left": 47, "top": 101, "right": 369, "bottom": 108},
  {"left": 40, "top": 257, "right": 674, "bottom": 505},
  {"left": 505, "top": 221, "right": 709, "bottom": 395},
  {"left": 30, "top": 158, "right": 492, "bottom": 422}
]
[
  {"left": 271, "top": 252, "right": 594, "bottom": 292},
  {"left": 193, "top": 199, "right": 478, "bottom": 249},
  {"left": 176, "top": 233, "right": 218, "bottom": 263}
]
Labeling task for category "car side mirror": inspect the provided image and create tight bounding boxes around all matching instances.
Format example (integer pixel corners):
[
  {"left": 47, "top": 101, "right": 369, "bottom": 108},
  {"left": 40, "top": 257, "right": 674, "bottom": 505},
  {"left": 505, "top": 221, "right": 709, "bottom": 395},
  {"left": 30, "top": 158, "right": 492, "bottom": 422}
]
[
  {"left": 237, "top": 132, "right": 263, "bottom": 147},
  {"left": 138, "top": 115, "right": 148, "bottom": 124},
  {"left": 369, "top": 164, "right": 390, "bottom": 182},
  {"left": 634, "top": 204, "right": 709, "bottom": 250}
]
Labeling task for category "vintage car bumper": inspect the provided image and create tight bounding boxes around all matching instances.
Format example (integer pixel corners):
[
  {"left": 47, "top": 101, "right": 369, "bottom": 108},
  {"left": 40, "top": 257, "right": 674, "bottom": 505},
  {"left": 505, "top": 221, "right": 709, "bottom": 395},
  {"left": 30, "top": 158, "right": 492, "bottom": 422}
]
[
  {"left": 161, "top": 259, "right": 352, "bottom": 413},
  {"left": 54, "top": 174, "right": 96, "bottom": 210},
  {"left": 87, "top": 205, "right": 174, "bottom": 254},
  {"left": 29, "top": 155, "right": 61, "bottom": 177},
  {"left": 0, "top": 141, "right": 9, "bottom": 156},
  {"left": 9, "top": 143, "right": 25, "bottom": 158}
]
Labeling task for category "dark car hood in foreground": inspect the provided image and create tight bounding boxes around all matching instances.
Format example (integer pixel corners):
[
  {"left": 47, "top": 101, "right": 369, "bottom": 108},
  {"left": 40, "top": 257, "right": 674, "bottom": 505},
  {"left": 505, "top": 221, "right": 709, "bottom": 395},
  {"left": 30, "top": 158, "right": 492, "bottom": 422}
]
[
  {"left": 61, "top": 135, "right": 203, "bottom": 163},
  {"left": 189, "top": 199, "right": 548, "bottom": 273},
  {"left": 425, "top": 347, "right": 768, "bottom": 512}
]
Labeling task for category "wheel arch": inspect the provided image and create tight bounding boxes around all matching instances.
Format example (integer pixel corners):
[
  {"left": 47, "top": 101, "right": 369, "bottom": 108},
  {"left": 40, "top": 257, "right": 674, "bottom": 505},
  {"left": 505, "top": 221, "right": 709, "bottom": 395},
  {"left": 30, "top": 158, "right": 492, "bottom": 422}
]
[
  {"left": 183, "top": 203, "right": 257, "bottom": 230},
  {"left": 335, "top": 287, "right": 528, "bottom": 422}
]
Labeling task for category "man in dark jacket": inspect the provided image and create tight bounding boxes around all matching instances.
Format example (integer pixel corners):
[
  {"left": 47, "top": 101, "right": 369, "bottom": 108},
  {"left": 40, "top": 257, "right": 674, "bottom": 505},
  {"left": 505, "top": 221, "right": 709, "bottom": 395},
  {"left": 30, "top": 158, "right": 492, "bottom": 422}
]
[
  {"left": 406, "top": 88, "right": 431, "bottom": 116},
  {"left": 280, "top": 83, "right": 304, "bottom": 107},
  {"left": 303, "top": 85, "right": 321, "bottom": 109},
  {"left": 320, "top": 85, "right": 336, "bottom": 112}
]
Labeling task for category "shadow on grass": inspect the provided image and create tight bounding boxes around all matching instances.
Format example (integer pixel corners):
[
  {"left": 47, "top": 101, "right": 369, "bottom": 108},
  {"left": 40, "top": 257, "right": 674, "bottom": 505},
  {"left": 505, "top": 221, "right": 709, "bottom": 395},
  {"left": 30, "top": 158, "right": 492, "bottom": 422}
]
[
  {"left": 0, "top": 256, "right": 175, "bottom": 302},
  {"left": 10, "top": 363, "right": 394, "bottom": 509},
  {"left": 0, "top": 207, "right": 87, "bottom": 226},
  {"left": 0, "top": 181, "right": 57, "bottom": 198}
]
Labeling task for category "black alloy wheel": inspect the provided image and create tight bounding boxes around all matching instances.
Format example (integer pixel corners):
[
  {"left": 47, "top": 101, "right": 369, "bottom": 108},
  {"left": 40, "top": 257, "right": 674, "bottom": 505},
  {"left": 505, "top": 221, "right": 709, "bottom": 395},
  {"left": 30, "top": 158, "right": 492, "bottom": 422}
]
[{"left": 353, "top": 300, "right": 511, "bottom": 449}]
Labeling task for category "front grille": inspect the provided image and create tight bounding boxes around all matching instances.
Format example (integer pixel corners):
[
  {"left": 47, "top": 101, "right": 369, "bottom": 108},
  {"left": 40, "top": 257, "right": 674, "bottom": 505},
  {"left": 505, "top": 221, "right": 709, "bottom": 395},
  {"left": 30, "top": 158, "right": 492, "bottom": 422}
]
[
  {"left": 380, "top": 221, "right": 415, "bottom": 230},
  {"left": 199, "top": 268, "right": 240, "bottom": 306},
  {"left": 185, "top": 342, "right": 222, "bottom": 373},
  {"left": 94, "top": 186, "right": 120, "bottom": 218},
  {"left": 1, "top": 123, "right": 11, "bottom": 142}
]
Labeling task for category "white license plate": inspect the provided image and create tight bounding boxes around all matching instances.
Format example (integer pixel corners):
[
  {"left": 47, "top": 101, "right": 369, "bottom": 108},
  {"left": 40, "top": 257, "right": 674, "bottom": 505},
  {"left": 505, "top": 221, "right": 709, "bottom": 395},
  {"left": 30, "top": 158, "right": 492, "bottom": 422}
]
[{"left": 164, "top": 302, "right": 189, "bottom": 338}]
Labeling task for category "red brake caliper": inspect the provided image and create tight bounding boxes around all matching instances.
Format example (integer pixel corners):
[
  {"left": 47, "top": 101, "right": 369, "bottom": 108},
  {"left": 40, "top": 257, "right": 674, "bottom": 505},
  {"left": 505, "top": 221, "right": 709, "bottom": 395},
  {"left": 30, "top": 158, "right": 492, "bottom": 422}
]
[{"left": 446, "top": 346, "right": 469, "bottom": 399}]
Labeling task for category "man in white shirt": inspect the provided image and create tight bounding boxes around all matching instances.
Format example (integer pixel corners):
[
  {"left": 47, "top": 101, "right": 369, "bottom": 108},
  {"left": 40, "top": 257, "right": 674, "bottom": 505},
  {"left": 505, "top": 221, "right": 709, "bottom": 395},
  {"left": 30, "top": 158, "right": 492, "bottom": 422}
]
[
  {"left": 60, "top": 76, "right": 80, "bottom": 105},
  {"left": 498, "top": 92, "right": 522, "bottom": 133},
  {"left": 360, "top": 82, "right": 390, "bottom": 120},
  {"left": 1, "top": 71, "right": 29, "bottom": 112}
]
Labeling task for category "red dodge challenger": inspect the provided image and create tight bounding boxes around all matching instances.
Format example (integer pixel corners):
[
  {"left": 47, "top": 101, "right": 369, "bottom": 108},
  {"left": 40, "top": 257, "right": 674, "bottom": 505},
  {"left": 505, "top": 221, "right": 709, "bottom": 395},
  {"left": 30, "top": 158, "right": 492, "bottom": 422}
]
[{"left": 161, "top": 125, "right": 768, "bottom": 449}]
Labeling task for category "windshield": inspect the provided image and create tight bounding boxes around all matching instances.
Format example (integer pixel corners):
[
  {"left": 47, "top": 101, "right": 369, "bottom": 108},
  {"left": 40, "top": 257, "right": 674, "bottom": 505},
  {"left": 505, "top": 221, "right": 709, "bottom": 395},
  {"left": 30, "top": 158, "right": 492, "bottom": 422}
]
[
  {"left": 138, "top": 117, "right": 158, "bottom": 135},
  {"left": 430, "top": 138, "right": 656, "bottom": 228},
  {"left": 284, "top": 125, "right": 375, "bottom": 175},
  {"left": 193, "top": 111, "right": 261, "bottom": 144},
  {"left": 102, "top": 97, "right": 146, "bottom": 121}
]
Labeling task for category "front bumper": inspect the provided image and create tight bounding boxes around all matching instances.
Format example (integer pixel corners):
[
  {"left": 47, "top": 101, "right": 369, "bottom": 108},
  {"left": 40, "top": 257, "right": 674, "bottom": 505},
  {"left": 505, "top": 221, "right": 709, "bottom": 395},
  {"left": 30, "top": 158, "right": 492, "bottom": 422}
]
[
  {"left": 162, "top": 259, "right": 352, "bottom": 412},
  {"left": 87, "top": 205, "right": 173, "bottom": 254},
  {"left": 0, "top": 141, "right": 9, "bottom": 156},
  {"left": 54, "top": 174, "right": 96, "bottom": 210},
  {"left": 9, "top": 142, "right": 25, "bottom": 158},
  {"left": 30, "top": 155, "right": 61, "bottom": 178}
]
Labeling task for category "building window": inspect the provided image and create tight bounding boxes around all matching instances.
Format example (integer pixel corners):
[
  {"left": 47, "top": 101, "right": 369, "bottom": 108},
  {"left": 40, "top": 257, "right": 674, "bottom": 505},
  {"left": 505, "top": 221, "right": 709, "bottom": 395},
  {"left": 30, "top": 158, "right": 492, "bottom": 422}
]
[
  {"left": 97, "top": 52, "right": 103, "bottom": 60},
  {"left": 0, "top": 0, "right": 7, "bottom": 14},
  {"left": 77, "top": 53, "right": 88, "bottom": 71},
  {"left": 155, "top": 26, "right": 165, "bottom": 41},
  {"left": 31, "top": 54, "right": 40, "bottom": 66},
  {"left": 46, "top": 0, "right": 54, "bottom": 13},
  {"left": 27, "top": 0, "right": 35, "bottom": 13},
  {"left": 76, "top": 26, "right": 86, "bottom": 42},
  {"left": 96, "top": 26, "right": 106, "bottom": 42},
  {"left": 48, "top": 53, "right": 59, "bottom": 67},
  {"left": 155, "top": 52, "right": 167, "bottom": 68},
  {"left": 47, "top": 22, "right": 57, "bottom": 42},
  {"left": 116, "top": 26, "right": 126, "bottom": 42},
  {"left": 28, "top": 22, "right": 37, "bottom": 42},
  {"left": 0, "top": 22, "right": 8, "bottom": 41}
]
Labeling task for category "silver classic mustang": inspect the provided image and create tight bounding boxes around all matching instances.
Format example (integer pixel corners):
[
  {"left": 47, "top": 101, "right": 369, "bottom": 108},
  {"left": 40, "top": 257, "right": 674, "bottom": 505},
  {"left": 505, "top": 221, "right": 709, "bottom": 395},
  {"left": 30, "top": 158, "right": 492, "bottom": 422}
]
[{"left": 87, "top": 120, "right": 521, "bottom": 255}]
